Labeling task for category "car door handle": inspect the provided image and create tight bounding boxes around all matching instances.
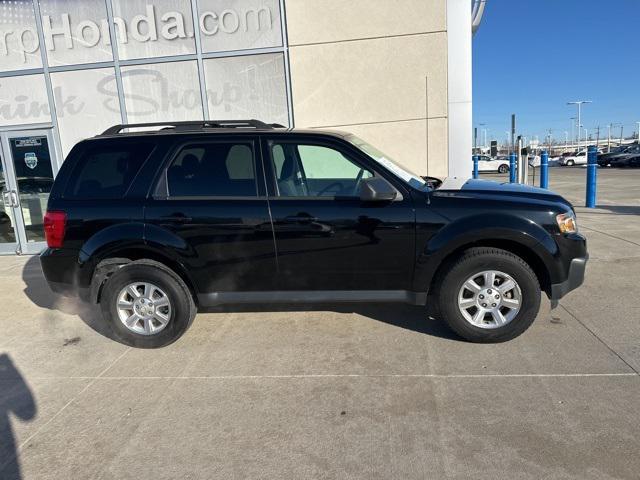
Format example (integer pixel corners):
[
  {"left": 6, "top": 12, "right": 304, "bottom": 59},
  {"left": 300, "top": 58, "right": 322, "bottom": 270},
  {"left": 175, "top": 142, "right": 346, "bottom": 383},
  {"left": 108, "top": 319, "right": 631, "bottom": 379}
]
[{"left": 283, "top": 214, "right": 319, "bottom": 223}]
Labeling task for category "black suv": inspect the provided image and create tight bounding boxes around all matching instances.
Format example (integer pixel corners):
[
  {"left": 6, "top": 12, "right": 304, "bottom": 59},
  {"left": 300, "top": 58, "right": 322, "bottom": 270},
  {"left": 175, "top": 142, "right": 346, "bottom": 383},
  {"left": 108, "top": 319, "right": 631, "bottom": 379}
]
[
  {"left": 598, "top": 143, "right": 640, "bottom": 167},
  {"left": 41, "top": 120, "right": 587, "bottom": 348}
]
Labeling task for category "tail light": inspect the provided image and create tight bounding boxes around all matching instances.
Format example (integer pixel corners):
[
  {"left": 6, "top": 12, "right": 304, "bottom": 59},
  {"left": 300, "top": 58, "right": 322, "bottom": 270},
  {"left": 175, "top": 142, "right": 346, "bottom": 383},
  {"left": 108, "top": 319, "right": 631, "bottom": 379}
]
[{"left": 43, "top": 211, "right": 67, "bottom": 248}]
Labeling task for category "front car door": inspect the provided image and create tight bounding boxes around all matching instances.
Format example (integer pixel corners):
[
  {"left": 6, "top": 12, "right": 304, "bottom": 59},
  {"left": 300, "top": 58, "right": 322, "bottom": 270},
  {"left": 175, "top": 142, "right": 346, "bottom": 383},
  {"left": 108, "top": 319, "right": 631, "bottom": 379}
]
[
  {"left": 144, "top": 135, "right": 277, "bottom": 298},
  {"left": 261, "top": 134, "right": 416, "bottom": 293}
]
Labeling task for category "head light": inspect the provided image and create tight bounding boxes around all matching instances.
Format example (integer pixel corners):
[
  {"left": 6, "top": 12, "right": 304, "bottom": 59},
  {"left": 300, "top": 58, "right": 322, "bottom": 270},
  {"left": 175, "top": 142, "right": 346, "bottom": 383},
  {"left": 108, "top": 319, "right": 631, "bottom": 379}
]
[{"left": 556, "top": 212, "right": 578, "bottom": 234}]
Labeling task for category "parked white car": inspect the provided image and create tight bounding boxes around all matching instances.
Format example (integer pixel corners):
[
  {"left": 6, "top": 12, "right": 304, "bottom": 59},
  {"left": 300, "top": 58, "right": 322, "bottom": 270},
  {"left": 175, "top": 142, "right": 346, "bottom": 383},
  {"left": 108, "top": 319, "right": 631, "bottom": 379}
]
[
  {"left": 560, "top": 151, "right": 588, "bottom": 166},
  {"left": 477, "top": 155, "right": 510, "bottom": 173},
  {"left": 528, "top": 155, "right": 541, "bottom": 167}
]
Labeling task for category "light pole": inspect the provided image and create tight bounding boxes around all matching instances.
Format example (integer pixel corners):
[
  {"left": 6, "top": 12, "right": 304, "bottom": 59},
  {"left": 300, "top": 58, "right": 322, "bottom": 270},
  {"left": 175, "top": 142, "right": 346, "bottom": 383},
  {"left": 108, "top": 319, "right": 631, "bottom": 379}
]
[
  {"left": 474, "top": 126, "right": 478, "bottom": 154},
  {"left": 584, "top": 128, "right": 588, "bottom": 148},
  {"left": 564, "top": 131, "right": 569, "bottom": 151},
  {"left": 610, "top": 123, "right": 622, "bottom": 149},
  {"left": 570, "top": 117, "right": 577, "bottom": 147},
  {"left": 620, "top": 125, "right": 624, "bottom": 145},
  {"left": 636, "top": 121, "right": 640, "bottom": 143},
  {"left": 567, "top": 100, "right": 592, "bottom": 150},
  {"left": 479, "top": 123, "right": 487, "bottom": 150}
]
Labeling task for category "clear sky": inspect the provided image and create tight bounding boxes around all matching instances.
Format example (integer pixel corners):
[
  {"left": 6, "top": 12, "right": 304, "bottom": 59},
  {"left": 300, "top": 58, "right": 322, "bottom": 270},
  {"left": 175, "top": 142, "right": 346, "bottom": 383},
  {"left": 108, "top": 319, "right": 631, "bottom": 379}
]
[{"left": 473, "top": 0, "right": 640, "bottom": 145}]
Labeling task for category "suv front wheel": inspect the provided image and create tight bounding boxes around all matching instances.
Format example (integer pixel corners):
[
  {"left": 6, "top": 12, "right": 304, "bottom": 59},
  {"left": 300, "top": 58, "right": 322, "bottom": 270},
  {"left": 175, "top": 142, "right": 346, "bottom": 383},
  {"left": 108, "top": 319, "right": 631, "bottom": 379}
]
[
  {"left": 100, "top": 260, "right": 196, "bottom": 348},
  {"left": 435, "top": 247, "right": 541, "bottom": 342}
]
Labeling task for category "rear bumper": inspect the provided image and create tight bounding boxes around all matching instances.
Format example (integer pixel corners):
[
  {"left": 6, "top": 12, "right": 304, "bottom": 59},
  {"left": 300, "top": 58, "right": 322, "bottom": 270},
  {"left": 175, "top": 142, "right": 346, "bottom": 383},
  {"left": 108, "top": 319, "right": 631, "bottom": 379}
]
[
  {"left": 46, "top": 280, "right": 90, "bottom": 301},
  {"left": 550, "top": 256, "right": 588, "bottom": 300},
  {"left": 40, "top": 248, "right": 90, "bottom": 302}
]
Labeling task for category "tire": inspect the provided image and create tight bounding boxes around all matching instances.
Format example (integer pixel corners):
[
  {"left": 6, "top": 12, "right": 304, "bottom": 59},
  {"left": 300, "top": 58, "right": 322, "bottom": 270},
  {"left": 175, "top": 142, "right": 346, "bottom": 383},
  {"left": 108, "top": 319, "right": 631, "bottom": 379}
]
[
  {"left": 434, "top": 247, "right": 541, "bottom": 343},
  {"left": 566, "top": 160, "right": 574, "bottom": 166},
  {"left": 100, "top": 260, "right": 197, "bottom": 348},
  {"left": 498, "top": 164, "right": 509, "bottom": 174}
]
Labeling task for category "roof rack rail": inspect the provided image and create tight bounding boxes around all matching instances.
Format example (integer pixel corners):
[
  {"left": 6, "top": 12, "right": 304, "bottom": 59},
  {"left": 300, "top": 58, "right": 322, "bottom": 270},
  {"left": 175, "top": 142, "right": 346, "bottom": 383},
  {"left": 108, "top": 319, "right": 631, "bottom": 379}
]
[{"left": 101, "top": 119, "right": 276, "bottom": 135}]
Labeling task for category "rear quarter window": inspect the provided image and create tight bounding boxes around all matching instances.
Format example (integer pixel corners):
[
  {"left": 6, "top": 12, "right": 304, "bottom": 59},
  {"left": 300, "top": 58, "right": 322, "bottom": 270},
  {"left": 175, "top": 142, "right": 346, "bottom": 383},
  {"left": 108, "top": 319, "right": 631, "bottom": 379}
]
[{"left": 64, "top": 142, "right": 154, "bottom": 199}]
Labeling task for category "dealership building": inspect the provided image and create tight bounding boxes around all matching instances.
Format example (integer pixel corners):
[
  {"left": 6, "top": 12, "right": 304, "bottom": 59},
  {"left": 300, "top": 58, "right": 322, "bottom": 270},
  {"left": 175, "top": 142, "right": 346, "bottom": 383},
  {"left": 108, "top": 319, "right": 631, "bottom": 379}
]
[{"left": 0, "top": 0, "right": 476, "bottom": 254}]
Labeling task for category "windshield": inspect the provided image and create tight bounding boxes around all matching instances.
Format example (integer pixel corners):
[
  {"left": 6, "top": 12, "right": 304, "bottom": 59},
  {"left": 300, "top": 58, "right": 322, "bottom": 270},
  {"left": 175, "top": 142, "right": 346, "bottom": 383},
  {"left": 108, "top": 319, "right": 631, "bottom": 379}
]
[{"left": 345, "top": 134, "right": 428, "bottom": 190}]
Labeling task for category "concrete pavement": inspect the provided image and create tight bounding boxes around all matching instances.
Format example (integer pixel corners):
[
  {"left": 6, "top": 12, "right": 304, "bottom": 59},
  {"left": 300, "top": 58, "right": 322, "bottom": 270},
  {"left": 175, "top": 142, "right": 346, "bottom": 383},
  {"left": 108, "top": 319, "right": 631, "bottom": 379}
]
[{"left": 1, "top": 167, "right": 639, "bottom": 479}]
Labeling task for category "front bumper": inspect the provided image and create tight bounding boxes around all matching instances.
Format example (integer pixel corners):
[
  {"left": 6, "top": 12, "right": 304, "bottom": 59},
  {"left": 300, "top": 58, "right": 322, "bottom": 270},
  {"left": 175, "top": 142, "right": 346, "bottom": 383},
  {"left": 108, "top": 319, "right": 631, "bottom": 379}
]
[{"left": 550, "top": 255, "right": 588, "bottom": 300}]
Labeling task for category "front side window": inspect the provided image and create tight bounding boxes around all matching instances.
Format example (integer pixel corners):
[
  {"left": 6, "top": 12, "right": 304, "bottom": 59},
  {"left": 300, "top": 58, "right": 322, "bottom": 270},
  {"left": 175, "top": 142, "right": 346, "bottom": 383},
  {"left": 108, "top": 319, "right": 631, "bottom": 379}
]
[
  {"left": 167, "top": 142, "right": 257, "bottom": 197},
  {"left": 270, "top": 143, "right": 372, "bottom": 198}
]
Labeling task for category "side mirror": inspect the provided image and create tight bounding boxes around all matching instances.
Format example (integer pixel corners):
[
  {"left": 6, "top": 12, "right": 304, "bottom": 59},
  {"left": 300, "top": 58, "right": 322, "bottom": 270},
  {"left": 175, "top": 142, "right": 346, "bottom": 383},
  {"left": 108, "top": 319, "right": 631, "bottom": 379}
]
[{"left": 359, "top": 176, "right": 401, "bottom": 202}]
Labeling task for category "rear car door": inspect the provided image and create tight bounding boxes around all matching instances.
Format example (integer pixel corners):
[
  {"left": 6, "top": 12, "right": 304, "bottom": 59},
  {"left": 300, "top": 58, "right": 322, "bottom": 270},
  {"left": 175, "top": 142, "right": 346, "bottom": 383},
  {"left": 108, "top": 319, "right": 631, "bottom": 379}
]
[
  {"left": 261, "top": 135, "right": 416, "bottom": 291},
  {"left": 144, "top": 135, "right": 277, "bottom": 295}
]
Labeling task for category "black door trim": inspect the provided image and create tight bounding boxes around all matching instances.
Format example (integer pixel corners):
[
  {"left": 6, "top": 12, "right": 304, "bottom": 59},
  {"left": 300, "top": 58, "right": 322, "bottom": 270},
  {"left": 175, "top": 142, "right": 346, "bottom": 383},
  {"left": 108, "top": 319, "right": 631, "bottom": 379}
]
[{"left": 198, "top": 290, "right": 428, "bottom": 306}]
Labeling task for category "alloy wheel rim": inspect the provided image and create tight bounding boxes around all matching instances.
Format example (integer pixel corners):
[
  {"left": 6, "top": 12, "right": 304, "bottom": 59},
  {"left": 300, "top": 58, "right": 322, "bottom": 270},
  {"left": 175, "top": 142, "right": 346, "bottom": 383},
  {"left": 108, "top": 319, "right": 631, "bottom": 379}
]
[
  {"left": 116, "top": 282, "right": 172, "bottom": 335},
  {"left": 457, "top": 270, "right": 522, "bottom": 329}
]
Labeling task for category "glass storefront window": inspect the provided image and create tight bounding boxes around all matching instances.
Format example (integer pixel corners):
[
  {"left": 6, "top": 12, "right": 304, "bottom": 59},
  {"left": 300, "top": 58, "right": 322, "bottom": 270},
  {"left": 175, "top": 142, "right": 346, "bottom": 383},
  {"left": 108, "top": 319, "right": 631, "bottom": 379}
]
[
  {"left": 111, "top": 0, "right": 196, "bottom": 60},
  {"left": 38, "top": 0, "right": 113, "bottom": 66},
  {"left": 197, "top": 0, "right": 283, "bottom": 53},
  {"left": 0, "top": 157, "right": 17, "bottom": 244},
  {"left": 0, "top": 0, "right": 43, "bottom": 71},
  {"left": 203, "top": 53, "right": 288, "bottom": 125},
  {"left": 0, "top": 1, "right": 292, "bottom": 255},
  {"left": 50, "top": 68, "right": 122, "bottom": 156},
  {"left": 0, "top": 74, "right": 51, "bottom": 126},
  {"left": 121, "top": 60, "right": 203, "bottom": 123},
  {"left": 8, "top": 135, "right": 54, "bottom": 243}
]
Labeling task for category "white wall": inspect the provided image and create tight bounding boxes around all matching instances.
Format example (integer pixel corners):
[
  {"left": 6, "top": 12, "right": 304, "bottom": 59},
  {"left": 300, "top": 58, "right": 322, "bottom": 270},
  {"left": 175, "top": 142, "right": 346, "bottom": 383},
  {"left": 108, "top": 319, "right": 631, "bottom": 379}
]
[{"left": 285, "top": 0, "right": 450, "bottom": 177}]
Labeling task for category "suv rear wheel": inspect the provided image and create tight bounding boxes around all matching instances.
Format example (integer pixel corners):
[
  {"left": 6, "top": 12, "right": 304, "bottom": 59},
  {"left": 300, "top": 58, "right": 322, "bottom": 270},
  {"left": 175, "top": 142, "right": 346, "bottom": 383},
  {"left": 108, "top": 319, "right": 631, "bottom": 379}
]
[
  {"left": 100, "top": 260, "right": 196, "bottom": 348},
  {"left": 498, "top": 164, "right": 509, "bottom": 174},
  {"left": 435, "top": 247, "right": 540, "bottom": 342}
]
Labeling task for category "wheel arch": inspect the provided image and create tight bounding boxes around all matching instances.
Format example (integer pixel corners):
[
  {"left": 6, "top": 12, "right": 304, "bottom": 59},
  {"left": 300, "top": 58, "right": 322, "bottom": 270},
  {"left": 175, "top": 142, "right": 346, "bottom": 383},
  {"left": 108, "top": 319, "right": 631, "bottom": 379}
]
[
  {"left": 416, "top": 215, "right": 558, "bottom": 299},
  {"left": 426, "top": 239, "right": 552, "bottom": 299},
  {"left": 76, "top": 222, "right": 197, "bottom": 304},
  {"left": 86, "top": 245, "right": 198, "bottom": 306}
]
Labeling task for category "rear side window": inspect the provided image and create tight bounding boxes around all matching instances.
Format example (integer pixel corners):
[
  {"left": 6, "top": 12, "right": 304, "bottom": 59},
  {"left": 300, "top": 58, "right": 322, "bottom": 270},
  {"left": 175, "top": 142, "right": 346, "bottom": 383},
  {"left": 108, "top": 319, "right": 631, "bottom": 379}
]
[
  {"left": 65, "top": 142, "right": 154, "bottom": 199},
  {"left": 166, "top": 142, "right": 257, "bottom": 197}
]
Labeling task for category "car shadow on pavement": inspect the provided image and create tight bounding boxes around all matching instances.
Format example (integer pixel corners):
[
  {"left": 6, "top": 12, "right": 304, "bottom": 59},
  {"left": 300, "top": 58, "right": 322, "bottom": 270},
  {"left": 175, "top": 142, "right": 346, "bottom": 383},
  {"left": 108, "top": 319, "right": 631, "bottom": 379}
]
[
  {"left": 21, "top": 256, "right": 118, "bottom": 342},
  {"left": 200, "top": 303, "right": 459, "bottom": 340},
  {"left": 0, "top": 354, "right": 36, "bottom": 480},
  {"left": 22, "top": 256, "right": 459, "bottom": 343}
]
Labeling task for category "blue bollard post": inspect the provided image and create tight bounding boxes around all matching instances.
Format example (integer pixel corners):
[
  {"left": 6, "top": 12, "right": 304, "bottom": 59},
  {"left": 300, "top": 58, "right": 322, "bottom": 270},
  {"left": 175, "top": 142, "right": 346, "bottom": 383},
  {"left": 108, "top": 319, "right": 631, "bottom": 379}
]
[
  {"left": 586, "top": 145, "right": 597, "bottom": 208},
  {"left": 509, "top": 152, "right": 517, "bottom": 183},
  {"left": 540, "top": 150, "right": 549, "bottom": 189},
  {"left": 472, "top": 155, "right": 479, "bottom": 179}
]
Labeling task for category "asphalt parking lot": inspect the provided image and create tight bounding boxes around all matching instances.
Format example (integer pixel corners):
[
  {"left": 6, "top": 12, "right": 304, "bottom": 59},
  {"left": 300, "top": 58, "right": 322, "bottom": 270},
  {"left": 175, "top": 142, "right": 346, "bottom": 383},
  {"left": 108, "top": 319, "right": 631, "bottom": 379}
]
[{"left": 1, "top": 167, "right": 639, "bottom": 479}]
